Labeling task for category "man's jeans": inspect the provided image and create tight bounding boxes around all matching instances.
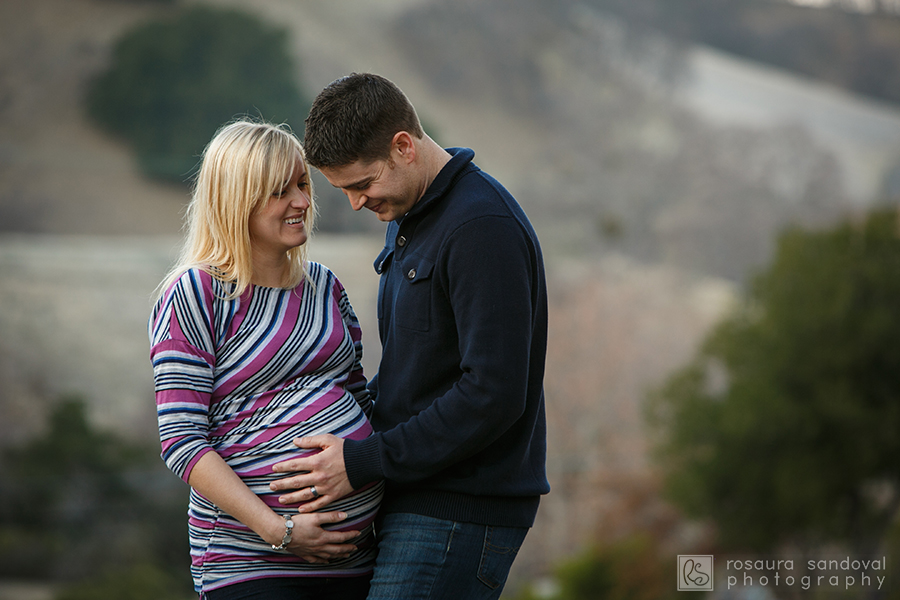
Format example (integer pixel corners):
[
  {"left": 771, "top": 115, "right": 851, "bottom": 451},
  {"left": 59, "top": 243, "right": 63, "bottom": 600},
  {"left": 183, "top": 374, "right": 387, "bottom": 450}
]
[{"left": 367, "top": 512, "right": 529, "bottom": 600}]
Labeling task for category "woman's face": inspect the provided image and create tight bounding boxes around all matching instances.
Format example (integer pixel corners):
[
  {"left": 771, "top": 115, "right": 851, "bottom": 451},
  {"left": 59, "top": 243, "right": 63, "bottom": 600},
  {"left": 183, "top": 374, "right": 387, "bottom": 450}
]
[{"left": 248, "top": 154, "right": 311, "bottom": 262}]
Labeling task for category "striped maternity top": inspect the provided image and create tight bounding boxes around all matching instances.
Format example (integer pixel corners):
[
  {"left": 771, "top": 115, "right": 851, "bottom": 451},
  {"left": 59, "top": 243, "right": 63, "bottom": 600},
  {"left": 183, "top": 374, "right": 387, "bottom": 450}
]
[{"left": 149, "top": 263, "right": 383, "bottom": 593}]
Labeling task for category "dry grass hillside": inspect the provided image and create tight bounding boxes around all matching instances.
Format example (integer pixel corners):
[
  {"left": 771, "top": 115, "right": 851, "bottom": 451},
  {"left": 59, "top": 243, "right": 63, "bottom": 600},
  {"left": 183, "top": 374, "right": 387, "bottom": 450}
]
[{"left": 526, "top": 256, "right": 734, "bottom": 572}]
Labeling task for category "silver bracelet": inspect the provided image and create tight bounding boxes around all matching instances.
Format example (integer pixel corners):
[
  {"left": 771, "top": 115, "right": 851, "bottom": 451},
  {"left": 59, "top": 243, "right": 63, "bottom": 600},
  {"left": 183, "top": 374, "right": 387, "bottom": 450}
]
[{"left": 271, "top": 514, "right": 294, "bottom": 551}]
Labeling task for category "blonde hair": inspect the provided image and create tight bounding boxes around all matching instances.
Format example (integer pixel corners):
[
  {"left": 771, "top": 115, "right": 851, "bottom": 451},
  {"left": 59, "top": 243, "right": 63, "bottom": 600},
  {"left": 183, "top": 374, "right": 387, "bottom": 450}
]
[{"left": 158, "top": 119, "right": 317, "bottom": 300}]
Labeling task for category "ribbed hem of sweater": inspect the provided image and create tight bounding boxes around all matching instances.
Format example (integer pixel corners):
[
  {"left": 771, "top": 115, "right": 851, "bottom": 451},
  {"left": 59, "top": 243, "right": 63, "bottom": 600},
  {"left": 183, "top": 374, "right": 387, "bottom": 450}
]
[
  {"left": 380, "top": 488, "right": 540, "bottom": 528},
  {"left": 344, "top": 437, "right": 541, "bottom": 528}
]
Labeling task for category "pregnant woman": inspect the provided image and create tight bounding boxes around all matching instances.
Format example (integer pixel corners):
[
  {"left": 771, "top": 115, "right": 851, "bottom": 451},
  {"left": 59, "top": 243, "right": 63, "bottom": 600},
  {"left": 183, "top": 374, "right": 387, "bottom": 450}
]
[{"left": 149, "top": 119, "right": 382, "bottom": 600}]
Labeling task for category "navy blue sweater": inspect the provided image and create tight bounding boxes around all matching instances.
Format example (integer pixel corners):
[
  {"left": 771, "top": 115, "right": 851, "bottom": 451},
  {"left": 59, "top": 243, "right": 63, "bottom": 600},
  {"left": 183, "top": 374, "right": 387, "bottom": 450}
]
[{"left": 342, "top": 148, "right": 550, "bottom": 527}]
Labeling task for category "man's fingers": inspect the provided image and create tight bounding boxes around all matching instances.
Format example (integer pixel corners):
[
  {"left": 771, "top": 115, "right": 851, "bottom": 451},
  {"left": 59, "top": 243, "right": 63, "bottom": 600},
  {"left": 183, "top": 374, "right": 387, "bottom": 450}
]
[
  {"left": 275, "top": 482, "right": 325, "bottom": 505},
  {"left": 271, "top": 445, "right": 325, "bottom": 473},
  {"left": 270, "top": 473, "right": 311, "bottom": 491},
  {"left": 292, "top": 434, "right": 334, "bottom": 450},
  {"left": 274, "top": 491, "right": 303, "bottom": 505},
  {"left": 296, "top": 495, "right": 334, "bottom": 513},
  {"left": 271, "top": 458, "right": 306, "bottom": 473}
]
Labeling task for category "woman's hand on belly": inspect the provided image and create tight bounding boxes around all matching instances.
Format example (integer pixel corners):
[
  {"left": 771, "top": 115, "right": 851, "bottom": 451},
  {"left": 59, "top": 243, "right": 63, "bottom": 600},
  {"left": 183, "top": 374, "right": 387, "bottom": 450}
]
[{"left": 285, "top": 511, "right": 360, "bottom": 563}]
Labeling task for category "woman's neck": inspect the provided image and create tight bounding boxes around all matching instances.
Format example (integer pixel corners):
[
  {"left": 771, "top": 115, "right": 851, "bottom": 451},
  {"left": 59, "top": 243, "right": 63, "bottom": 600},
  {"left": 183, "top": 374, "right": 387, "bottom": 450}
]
[{"left": 251, "top": 253, "right": 289, "bottom": 288}]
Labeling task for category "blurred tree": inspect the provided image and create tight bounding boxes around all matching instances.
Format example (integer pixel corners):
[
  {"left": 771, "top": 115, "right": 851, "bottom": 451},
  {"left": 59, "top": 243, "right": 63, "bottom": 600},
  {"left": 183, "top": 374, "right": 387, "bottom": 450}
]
[
  {"left": 511, "top": 534, "right": 678, "bottom": 600},
  {"left": 55, "top": 563, "right": 191, "bottom": 600},
  {"left": 0, "top": 396, "right": 190, "bottom": 592},
  {"left": 86, "top": 5, "right": 309, "bottom": 181},
  {"left": 647, "top": 208, "right": 900, "bottom": 553}
]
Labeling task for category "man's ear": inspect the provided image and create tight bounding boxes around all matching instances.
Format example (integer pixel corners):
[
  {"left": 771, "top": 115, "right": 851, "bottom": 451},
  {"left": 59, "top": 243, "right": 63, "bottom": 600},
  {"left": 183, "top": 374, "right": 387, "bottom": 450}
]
[{"left": 391, "top": 131, "right": 417, "bottom": 165}]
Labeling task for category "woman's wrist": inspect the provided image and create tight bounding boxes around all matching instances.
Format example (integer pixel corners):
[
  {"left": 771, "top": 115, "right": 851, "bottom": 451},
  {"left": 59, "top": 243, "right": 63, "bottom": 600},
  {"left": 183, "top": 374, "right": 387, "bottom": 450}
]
[
  {"left": 270, "top": 514, "right": 294, "bottom": 550},
  {"left": 261, "top": 511, "right": 291, "bottom": 547}
]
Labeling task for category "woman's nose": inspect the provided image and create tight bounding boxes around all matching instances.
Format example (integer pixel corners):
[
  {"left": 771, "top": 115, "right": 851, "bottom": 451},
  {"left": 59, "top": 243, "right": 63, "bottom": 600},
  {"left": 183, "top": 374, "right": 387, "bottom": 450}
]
[{"left": 291, "top": 189, "right": 310, "bottom": 208}]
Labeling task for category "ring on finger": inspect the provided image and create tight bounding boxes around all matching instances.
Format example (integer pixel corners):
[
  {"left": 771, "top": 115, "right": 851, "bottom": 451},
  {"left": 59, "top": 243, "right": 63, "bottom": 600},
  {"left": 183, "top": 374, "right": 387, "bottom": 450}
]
[{"left": 309, "top": 485, "right": 319, "bottom": 499}]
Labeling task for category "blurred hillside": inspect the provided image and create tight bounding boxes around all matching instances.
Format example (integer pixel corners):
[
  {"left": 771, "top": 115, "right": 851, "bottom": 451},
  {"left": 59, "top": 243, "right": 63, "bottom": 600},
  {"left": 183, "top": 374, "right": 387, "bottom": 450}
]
[
  {"left": 0, "top": 0, "right": 189, "bottom": 235},
  {"left": 1, "top": 0, "right": 900, "bottom": 593},
  {"left": 3, "top": 0, "right": 900, "bottom": 265},
  {"left": 584, "top": 0, "right": 900, "bottom": 107},
  {"left": 392, "top": 0, "right": 900, "bottom": 275},
  {"left": 3, "top": 0, "right": 899, "bottom": 272}
]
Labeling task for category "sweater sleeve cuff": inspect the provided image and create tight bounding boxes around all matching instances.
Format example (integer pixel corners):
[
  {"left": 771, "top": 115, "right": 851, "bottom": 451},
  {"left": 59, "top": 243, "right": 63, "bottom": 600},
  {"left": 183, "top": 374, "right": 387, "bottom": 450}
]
[{"left": 343, "top": 435, "right": 385, "bottom": 490}]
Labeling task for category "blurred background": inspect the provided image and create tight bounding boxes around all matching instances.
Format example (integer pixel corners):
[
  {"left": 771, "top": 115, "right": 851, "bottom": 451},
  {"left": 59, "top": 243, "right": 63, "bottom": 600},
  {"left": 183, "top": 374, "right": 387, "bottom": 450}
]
[{"left": 1, "top": 0, "right": 900, "bottom": 598}]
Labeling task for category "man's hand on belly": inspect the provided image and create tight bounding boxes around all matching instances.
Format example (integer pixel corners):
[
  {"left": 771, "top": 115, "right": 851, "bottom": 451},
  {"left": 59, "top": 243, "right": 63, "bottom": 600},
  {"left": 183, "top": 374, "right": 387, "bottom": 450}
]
[{"left": 270, "top": 434, "right": 354, "bottom": 512}]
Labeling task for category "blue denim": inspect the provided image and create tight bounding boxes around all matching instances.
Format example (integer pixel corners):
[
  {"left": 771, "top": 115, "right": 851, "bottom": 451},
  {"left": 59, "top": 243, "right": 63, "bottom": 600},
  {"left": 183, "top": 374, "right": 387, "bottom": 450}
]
[{"left": 367, "top": 512, "right": 529, "bottom": 600}]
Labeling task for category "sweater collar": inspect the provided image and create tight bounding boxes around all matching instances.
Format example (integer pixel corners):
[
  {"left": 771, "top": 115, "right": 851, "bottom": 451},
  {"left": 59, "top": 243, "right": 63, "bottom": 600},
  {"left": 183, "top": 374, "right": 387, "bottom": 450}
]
[{"left": 403, "top": 147, "right": 475, "bottom": 221}]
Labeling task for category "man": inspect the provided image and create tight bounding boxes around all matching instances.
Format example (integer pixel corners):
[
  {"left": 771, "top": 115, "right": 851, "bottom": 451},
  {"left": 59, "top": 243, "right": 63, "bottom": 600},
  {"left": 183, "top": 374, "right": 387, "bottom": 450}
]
[{"left": 270, "top": 73, "right": 549, "bottom": 599}]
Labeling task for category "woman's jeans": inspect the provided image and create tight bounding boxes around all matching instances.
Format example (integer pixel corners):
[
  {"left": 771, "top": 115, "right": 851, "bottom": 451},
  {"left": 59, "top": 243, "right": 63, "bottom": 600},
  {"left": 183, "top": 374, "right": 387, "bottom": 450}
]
[{"left": 367, "top": 512, "right": 529, "bottom": 600}]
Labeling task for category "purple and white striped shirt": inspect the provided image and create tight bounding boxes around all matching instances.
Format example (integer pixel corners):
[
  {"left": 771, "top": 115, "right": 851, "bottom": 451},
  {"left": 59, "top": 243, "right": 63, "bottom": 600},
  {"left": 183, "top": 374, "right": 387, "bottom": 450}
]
[{"left": 149, "top": 262, "right": 383, "bottom": 593}]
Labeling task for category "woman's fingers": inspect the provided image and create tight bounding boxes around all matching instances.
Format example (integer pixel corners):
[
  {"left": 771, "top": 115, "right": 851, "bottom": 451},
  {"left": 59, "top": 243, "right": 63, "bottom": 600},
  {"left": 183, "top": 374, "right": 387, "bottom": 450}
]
[{"left": 284, "top": 511, "right": 360, "bottom": 562}]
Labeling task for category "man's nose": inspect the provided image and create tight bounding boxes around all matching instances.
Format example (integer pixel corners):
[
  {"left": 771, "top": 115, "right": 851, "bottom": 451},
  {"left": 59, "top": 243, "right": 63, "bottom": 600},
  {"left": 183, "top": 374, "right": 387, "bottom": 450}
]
[{"left": 346, "top": 190, "right": 367, "bottom": 211}]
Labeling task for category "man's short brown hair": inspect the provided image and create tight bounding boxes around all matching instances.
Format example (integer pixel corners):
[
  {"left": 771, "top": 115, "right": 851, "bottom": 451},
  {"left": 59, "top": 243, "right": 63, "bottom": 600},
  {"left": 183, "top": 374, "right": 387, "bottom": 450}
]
[{"left": 303, "top": 73, "right": 424, "bottom": 168}]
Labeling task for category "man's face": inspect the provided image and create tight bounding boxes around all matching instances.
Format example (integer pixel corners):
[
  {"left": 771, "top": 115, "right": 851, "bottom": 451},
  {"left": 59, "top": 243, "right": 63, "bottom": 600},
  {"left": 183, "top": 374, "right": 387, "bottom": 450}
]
[{"left": 319, "top": 157, "right": 420, "bottom": 222}]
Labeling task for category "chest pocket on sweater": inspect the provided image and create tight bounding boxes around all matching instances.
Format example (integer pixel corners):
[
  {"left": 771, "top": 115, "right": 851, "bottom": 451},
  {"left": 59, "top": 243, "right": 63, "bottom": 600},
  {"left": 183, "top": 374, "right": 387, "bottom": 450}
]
[{"left": 394, "top": 256, "right": 434, "bottom": 332}]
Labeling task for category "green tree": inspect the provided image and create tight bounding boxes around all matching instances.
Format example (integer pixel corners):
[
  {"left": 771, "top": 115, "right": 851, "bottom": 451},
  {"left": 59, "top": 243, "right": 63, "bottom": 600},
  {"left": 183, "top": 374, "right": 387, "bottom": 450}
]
[
  {"left": 0, "top": 396, "right": 190, "bottom": 592},
  {"left": 55, "top": 563, "right": 191, "bottom": 600},
  {"left": 86, "top": 5, "right": 309, "bottom": 181},
  {"left": 647, "top": 208, "right": 900, "bottom": 553},
  {"left": 511, "top": 535, "right": 678, "bottom": 600}
]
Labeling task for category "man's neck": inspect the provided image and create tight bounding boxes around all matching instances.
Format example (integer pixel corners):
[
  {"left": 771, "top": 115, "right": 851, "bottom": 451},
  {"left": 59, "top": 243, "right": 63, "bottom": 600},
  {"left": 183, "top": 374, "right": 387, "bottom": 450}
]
[{"left": 419, "top": 135, "right": 453, "bottom": 190}]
